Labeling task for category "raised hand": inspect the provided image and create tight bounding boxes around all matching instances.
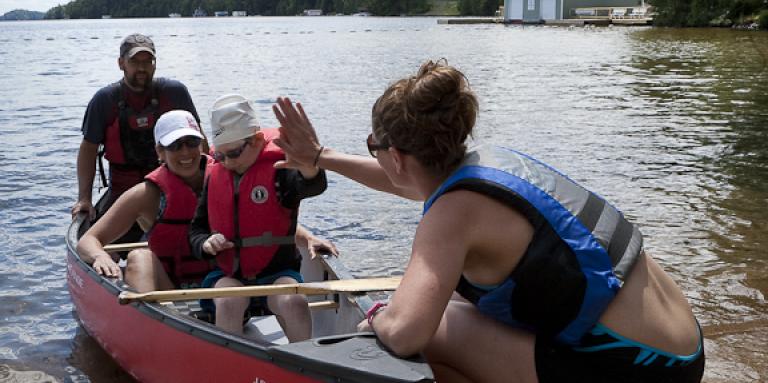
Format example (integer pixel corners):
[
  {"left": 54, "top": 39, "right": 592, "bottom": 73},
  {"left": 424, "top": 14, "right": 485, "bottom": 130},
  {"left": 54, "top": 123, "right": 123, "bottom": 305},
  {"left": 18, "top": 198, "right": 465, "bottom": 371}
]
[{"left": 272, "top": 97, "right": 322, "bottom": 170}]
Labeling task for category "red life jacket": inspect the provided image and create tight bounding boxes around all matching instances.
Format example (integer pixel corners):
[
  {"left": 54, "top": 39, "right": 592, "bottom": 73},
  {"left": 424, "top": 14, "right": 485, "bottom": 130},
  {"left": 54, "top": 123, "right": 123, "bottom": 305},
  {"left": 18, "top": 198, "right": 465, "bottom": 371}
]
[
  {"left": 104, "top": 81, "right": 163, "bottom": 202},
  {"left": 206, "top": 128, "right": 294, "bottom": 278},
  {"left": 104, "top": 81, "right": 161, "bottom": 167},
  {"left": 145, "top": 155, "right": 214, "bottom": 286}
]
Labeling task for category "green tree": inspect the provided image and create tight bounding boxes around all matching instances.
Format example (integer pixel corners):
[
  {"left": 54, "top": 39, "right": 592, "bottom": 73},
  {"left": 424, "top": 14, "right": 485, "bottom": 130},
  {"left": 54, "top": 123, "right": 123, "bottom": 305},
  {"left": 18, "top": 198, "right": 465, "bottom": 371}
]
[{"left": 458, "top": 0, "right": 500, "bottom": 16}]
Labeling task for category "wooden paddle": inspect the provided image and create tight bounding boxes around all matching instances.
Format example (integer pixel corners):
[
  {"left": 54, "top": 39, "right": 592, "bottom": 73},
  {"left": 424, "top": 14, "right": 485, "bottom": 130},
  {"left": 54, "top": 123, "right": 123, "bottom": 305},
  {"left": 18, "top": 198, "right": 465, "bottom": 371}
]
[
  {"left": 103, "top": 242, "right": 148, "bottom": 252},
  {"left": 118, "top": 276, "right": 402, "bottom": 304}
]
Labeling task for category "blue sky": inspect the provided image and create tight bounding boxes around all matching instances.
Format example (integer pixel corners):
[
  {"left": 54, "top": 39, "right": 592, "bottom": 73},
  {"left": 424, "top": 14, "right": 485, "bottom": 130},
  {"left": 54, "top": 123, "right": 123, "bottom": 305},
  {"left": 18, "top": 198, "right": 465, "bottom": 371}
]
[{"left": 0, "top": 0, "right": 64, "bottom": 14}]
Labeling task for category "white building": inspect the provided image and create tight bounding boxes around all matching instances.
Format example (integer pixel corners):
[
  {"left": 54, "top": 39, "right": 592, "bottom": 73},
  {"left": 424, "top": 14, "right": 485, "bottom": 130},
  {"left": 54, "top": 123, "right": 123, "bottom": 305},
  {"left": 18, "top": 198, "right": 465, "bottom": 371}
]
[{"left": 504, "top": 0, "right": 642, "bottom": 22}]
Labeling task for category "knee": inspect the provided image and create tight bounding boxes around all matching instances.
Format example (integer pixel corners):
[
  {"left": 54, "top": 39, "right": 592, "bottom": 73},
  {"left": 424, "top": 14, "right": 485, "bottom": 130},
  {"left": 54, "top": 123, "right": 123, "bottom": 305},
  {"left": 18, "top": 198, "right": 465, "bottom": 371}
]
[
  {"left": 125, "top": 249, "right": 155, "bottom": 270},
  {"left": 272, "top": 295, "right": 309, "bottom": 317},
  {"left": 214, "top": 296, "right": 249, "bottom": 314}
]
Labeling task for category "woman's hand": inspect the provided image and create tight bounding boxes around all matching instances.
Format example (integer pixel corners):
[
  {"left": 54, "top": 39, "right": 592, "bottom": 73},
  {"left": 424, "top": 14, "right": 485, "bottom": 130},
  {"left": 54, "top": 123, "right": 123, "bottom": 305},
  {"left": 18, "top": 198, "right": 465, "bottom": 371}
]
[
  {"left": 92, "top": 253, "right": 122, "bottom": 279},
  {"left": 272, "top": 97, "right": 323, "bottom": 170},
  {"left": 357, "top": 318, "right": 372, "bottom": 332}
]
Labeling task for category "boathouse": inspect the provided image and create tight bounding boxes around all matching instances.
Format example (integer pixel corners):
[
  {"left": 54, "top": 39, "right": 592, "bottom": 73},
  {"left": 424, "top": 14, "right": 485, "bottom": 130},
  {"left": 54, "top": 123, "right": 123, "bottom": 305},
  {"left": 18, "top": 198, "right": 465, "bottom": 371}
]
[{"left": 504, "top": 0, "right": 643, "bottom": 22}]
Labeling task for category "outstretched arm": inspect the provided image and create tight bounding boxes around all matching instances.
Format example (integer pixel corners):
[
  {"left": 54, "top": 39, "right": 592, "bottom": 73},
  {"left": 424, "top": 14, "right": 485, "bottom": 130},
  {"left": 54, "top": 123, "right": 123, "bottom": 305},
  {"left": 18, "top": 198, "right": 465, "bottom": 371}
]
[
  {"left": 357, "top": 192, "right": 471, "bottom": 356},
  {"left": 271, "top": 97, "right": 419, "bottom": 200},
  {"left": 76, "top": 183, "right": 156, "bottom": 278}
]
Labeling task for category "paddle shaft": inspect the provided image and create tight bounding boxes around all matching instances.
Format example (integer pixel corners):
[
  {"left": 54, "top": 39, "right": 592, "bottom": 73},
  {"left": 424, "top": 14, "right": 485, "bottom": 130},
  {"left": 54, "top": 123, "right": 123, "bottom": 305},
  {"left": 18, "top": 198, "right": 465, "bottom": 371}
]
[
  {"left": 118, "top": 277, "right": 402, "bottom": 304},
  {"left": 103, "top": 242, "right": 148, "bottom": 252}
]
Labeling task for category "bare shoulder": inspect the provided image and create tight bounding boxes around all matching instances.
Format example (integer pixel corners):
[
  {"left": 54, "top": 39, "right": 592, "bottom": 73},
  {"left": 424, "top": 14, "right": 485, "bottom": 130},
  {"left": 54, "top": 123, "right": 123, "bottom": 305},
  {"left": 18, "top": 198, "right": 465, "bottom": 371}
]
[
  {"left": 426, "top": 189, "right": 534, "bottom": 282},
  {"left": 112, "top": 182, "right": 162, "bottom": 218},
  {"left": 429, "top": 189, "right": 530, "bottom": 229}
]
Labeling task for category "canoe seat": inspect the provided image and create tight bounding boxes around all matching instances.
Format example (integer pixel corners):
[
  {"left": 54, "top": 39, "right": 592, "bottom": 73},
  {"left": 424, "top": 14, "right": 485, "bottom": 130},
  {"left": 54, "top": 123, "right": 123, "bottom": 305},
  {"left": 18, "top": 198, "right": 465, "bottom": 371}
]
[{"left": 244, "top": 315, "right": 289, "bottom": 345}]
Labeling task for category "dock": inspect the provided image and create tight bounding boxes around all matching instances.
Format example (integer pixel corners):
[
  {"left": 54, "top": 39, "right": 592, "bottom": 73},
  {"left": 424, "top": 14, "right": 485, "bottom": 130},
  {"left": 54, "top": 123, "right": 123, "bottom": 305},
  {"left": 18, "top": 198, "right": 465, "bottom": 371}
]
[
  {"left": 437, "top": 17, "right": 651, "bottom": 26},
  {"left": 440, "top": 3, "right": 653, "bottom": 26},
  {"left": 437, "top": 17, "right": 502, "bottom": 24}
]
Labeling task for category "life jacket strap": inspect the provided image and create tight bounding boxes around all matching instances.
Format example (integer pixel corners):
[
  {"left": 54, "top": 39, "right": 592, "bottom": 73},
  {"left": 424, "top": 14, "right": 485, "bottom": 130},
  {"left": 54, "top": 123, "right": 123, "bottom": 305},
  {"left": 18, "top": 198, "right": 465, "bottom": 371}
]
[
  {"left": 97, "top": 144, "right": 107, "bottom": 189},
  {"left": 237, "top": 232, "right": 295, "bottom": 247}
]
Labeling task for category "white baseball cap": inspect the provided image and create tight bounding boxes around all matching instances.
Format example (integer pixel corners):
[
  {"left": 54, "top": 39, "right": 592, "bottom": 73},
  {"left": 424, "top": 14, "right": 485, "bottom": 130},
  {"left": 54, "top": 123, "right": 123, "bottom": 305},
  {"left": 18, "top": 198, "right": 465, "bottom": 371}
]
[
  {"left": 210, "top": 94, "right": 260, "bottom": 147},
  {"left": 154, "top": 110, "right": 204, "bottom": 146}
]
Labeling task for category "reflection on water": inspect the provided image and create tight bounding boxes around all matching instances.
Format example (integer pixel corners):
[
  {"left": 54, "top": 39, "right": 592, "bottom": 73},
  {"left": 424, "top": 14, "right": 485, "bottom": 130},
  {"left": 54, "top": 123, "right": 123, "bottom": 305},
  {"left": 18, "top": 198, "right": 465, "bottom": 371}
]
[
  {"left": 625, "top": 28, "right": 768, "bottom": 381},
  {"left": 66, "top": 329, "right": 134, "bottom": 383},
  {"left": 0, "top": 18, "right": 765, "bottom": 382}
]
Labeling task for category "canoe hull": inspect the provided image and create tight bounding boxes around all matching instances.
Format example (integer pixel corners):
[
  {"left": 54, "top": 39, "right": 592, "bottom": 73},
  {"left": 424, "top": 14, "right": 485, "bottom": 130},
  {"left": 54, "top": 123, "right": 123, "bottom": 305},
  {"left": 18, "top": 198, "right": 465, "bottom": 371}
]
[
  {"left": 67, "top": 248, "right": 317, "bottom": 383},
  {"left": 66, "top": 210, "right": 433, "bottom": 383}
]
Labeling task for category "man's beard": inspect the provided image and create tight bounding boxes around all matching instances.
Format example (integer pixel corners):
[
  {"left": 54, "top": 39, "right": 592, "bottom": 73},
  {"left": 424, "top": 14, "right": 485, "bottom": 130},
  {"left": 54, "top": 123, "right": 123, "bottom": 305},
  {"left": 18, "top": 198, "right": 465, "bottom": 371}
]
[{"left": 125, "top": 71, "right": 153, "bottom": 91}]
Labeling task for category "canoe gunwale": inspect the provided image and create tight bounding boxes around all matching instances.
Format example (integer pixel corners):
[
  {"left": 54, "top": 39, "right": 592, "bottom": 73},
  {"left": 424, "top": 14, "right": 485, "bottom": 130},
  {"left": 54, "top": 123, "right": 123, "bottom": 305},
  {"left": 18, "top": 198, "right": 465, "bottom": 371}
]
[
  {"left": 67, "top": 213, "right": 278, "bottom": 358},
  {"left": 65, "top": 194, "right": 434, "bottom": 382}
]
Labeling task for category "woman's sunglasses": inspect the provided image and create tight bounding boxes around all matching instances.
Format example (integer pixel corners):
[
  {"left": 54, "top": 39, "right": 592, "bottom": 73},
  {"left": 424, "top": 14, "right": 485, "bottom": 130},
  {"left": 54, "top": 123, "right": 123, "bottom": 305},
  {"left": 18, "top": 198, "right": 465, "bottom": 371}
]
[
  {"left": 366, "top": 133, "right": 391, "bottom": 158},
  {"left": 163, "top": 136, "right": 202, "bottom": 152},
  {"left": 213, "top": 139, "right": 250, "bottom": 162}
]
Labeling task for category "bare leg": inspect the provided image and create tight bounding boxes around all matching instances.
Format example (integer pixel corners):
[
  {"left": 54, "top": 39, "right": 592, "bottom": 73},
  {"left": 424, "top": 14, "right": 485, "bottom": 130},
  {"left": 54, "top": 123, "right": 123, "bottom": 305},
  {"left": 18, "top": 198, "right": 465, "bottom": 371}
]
[
  {"left": 423, "top": 300, "right": 539, "bottom": 383},
  {"left": 124, "top": 249, "right": 174, "bottom": 292},
  {"left": 213, "top": 277, "right": 249, "bottom": 335},
  {"left": 267, "top": 276, "right": 312, "bottom": 342}
]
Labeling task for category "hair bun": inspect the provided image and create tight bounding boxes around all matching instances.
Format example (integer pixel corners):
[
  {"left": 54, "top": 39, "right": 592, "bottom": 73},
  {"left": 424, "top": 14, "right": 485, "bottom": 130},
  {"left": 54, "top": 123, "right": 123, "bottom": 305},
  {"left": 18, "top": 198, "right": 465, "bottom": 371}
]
[
  {"left": 407, "top": 60, "right": 463, "bottom": 114},
  {"left": 372, "top": 59, "right": 478, "bottom": 176}
]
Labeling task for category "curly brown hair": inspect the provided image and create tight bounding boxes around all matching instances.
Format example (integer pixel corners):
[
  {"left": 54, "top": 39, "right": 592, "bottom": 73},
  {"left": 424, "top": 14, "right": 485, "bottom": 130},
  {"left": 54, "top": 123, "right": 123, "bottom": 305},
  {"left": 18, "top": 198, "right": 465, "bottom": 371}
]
[{"left": 371, "top": 59, "right": 478, "bottom": 177}]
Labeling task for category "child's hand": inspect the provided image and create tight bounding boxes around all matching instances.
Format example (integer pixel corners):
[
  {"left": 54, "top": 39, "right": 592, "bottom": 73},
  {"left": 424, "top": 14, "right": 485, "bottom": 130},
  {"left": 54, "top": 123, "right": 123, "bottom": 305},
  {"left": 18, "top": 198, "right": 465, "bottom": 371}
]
[
  {"left": 202, "top": 233, "right": 234, "bottom": 255},
  {"left": 306, "top": 235, "right": 339, "bottom": 260}
]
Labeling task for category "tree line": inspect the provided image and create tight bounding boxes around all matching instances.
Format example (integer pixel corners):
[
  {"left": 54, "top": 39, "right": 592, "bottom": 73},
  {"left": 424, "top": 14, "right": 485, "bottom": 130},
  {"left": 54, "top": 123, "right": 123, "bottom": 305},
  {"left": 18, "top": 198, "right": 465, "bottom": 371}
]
[
  {"left": 2, "top": 9, "right": 45, "bottom": 20},
  {"left": 650, "top": 0, "right": 767, "bottom": 28},
  {"left": 44, "top": 0, "right": 502, "bottom": 19},
  {"left": 457, "top": 0, "right": 502, "bottom": 17}
]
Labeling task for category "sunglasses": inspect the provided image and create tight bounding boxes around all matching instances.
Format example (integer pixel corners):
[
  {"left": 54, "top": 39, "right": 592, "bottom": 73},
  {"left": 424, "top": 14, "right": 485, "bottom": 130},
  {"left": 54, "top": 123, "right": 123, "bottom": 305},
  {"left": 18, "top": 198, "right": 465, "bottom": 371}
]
[
  {"left": 163, "top": 136, "right": 202, "bottom": 152},
  {"left": 366, "top": 133, "right": 391, "bottom": 158},
  {"left": 127, "top": 57, "right": 156, "bottom": 68},
  {"left": 213, "top": 139, "right": 250, "bottom": 162}
]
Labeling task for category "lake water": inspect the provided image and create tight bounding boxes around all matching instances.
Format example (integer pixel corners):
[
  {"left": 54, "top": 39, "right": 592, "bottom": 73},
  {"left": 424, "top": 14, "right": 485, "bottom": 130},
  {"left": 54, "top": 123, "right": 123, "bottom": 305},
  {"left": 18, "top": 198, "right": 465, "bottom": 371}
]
[{"left": 0, "top": 16, "right": 766, "bottom": 382}]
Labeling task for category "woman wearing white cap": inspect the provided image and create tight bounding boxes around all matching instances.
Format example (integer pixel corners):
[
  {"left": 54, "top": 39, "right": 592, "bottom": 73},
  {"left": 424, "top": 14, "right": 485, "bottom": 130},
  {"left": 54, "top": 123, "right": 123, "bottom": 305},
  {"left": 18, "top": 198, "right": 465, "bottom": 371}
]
[{"left": 77, "top": 110, "right": 212, "bottom": 291}]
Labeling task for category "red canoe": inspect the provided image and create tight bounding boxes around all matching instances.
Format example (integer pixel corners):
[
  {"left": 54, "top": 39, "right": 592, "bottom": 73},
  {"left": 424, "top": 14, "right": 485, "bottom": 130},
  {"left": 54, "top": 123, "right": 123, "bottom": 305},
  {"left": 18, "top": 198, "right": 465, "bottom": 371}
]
[{"left": 65, "top": 199, "right": 434, "bottom": 383}]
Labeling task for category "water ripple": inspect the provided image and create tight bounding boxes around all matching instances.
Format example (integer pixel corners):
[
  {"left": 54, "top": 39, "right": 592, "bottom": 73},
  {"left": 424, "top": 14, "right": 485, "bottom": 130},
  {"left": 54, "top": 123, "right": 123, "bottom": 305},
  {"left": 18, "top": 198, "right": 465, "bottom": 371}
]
[{"left": 0, "top": 18, "right": 765, "bottom": 382}]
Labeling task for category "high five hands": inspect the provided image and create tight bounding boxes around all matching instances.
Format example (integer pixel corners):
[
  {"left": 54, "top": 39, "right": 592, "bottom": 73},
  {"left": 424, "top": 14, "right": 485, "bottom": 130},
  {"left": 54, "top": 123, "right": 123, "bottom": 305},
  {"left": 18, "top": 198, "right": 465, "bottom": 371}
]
[{"left": 272, "top": 97, "right": 323, "bottom": 171}]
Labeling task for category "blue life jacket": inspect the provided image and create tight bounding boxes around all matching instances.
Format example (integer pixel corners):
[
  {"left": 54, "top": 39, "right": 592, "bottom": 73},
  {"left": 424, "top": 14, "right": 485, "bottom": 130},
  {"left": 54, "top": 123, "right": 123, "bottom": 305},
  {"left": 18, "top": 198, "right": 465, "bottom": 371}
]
[{"left": 423, "top": 145, "right": 643, "bottom": 345}]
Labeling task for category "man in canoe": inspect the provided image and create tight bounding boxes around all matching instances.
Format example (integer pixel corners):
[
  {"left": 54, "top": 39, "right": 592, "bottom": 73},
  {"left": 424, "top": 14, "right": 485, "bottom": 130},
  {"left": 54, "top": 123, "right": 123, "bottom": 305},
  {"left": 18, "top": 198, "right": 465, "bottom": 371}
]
[
  {"left": 188, "top": 94, "right": 327, "bottom": 342},
  {"left": 71, "top": 33, "right": 207, "bottom": 222},
  {"left": 271, "top": 60, "right": 705, "bottom": 382}
]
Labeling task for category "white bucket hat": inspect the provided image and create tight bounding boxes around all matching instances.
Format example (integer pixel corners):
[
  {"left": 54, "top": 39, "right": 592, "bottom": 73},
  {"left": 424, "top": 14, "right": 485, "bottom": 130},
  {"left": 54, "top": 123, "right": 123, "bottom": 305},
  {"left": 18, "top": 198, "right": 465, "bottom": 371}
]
[
  {"left": 210, "top": 94, "right": 260, "bottom": 147},
  {"left": 154, "top": 110, "right": 203, "bottom": 146}
]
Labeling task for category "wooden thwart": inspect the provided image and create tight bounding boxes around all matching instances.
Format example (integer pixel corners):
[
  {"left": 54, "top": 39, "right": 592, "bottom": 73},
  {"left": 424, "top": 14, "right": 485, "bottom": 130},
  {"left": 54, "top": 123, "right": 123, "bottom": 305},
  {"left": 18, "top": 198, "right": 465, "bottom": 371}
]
[
  {"left": 118, "top": 277, "right": 402, "bottom": 305},
  {"left": 103, "top": 242, "right": 148, "bottom": 252}
]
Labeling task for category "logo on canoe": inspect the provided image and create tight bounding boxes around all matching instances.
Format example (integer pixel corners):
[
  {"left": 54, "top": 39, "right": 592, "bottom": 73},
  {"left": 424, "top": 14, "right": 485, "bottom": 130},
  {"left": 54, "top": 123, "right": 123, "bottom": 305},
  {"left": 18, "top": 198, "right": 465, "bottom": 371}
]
[
  {"left": 67, "top": 264, "right": 84, "bottom": 289},
  {"left": 250, "top": 186, "right": 268, "bottom": 204},
  {"left": 350, "top": 345, "right": 386, "bottom": 360}
]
